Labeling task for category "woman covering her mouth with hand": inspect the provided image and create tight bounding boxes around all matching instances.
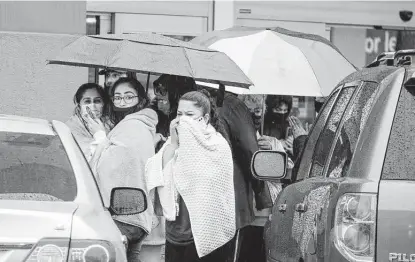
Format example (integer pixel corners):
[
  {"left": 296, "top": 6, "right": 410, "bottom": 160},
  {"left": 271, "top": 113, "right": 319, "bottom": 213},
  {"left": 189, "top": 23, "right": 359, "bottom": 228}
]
[
  {"left": 66, "top": 83, "right": 113, "bottom": 162},
  {"left": 146, "top": 90, "right": 236, "bottom": 262}
]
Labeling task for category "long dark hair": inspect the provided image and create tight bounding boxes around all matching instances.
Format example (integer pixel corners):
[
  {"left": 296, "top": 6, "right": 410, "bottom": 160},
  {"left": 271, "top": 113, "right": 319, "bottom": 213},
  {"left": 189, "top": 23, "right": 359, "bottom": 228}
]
[
  {"left": 73, "top": 83, "right": 109, "bottom": 116},
  {"left": 152, "top": 75, "right": 197, "bottom": 136},
  {"left": 110, "top": 77, "right": 150, "bottom": 125},
  {"left": 154, "top": 75, "right": 197, "bottom": 115},
  {"left": 265, "top": 95, "right": 293, "bottom": 116},
  {"left": 73, "top": 83, "right": 107, "bottom": 105},
  {"left": 179, "top": 90, "right": 223, "bottom": 133},
  {"left": 264, "top": 95, "right": 293, "bottom": 139},
  {"left": 72, "top": 83, "right": 109, "bottom": 135}
]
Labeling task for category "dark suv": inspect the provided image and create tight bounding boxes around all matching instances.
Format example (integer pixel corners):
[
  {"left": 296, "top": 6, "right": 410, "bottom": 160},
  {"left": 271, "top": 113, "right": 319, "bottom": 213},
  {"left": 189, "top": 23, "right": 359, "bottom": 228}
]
[{"left": 251, "top": 50, "right": 415, "bottom": 262}]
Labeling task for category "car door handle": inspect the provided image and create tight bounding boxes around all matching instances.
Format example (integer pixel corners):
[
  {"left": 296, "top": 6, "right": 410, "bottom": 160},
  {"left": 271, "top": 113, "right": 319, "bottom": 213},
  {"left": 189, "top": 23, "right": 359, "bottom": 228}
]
[
  {"left": 278, "top": 204, "right": 287, "bottom": 212},
  {"left": 295, "top": 203, "right": 308, "bottom": 213}
]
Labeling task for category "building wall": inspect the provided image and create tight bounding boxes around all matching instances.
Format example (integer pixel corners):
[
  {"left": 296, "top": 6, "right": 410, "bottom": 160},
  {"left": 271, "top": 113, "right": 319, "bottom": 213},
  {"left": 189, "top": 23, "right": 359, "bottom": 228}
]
[
  {"left": 88, "top": 1, "right": 212, "bottom": 35},
  {"left": 85, "top": 1, "right": 415, "bottom": 123},
  {"left": 330, "top": 27, "right": 367, "bottom": 68},
  {"left": 234, "top": 1, "right": 415, "bottom": 28},
  {"left": 114, "top": 13, "right": 208, "bottom": 35},
  {"left": 214, "top": 0, "right": 235, "bottom": 30},
  {"left": 88, "top": 1, "right": 415, "bottom": 68},
  {"left": 0, "top": 2, "right": 87, "bottom": 122},
  {"left": 87, "top": 1, "right": 210, "bottom": 18},
  {"left": 88, "top": 1, "right": 214, "bottom": 93},
  {"left": 0, "top": 1, "right": 86, "bottom": 34},
  {"left": 86, "top": 1, "right": 415, "bottom": 82},
  {"left": 234, "top": 1, "right": 415, "bottom": 68},
  {"left": 0, "top": 32, "right": 87, "bottom": 121}
]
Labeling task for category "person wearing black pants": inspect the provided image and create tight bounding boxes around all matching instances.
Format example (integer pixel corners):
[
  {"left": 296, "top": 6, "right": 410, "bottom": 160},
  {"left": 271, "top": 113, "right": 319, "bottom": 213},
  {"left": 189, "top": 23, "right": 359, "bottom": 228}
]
[{"left": 165, "top": 232, "right": 239, "bottom": 262}]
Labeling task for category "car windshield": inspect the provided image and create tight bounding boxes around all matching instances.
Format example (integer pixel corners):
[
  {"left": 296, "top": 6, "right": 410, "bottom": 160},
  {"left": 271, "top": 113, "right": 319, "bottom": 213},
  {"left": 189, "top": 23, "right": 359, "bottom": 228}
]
[{"left": 0, "top": 131, "right": 77, "bottom": 201}]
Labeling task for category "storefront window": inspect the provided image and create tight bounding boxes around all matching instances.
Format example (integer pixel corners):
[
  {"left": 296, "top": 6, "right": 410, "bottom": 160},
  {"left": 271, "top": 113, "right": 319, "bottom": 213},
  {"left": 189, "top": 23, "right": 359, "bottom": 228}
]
[
  {"left": 330, "top": 27, "right": 411, "bottom": 68},
  {"left": 292, "top": 96, "right": 315, "bottom": 127}
]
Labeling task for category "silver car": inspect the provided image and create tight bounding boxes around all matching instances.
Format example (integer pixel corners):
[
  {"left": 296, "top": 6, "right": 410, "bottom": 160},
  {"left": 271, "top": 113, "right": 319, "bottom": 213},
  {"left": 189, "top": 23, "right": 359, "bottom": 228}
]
[
  {"left": 0, "top": 114, "right": 147, "bottom": 262},
  {"left": 252, "top": 50, "right": 415, "bottom": 262}
]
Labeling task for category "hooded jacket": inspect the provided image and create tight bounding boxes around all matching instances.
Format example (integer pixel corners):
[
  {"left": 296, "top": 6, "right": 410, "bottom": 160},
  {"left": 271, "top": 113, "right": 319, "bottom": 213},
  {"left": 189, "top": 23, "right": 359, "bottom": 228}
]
[
  {"left": 89, "top": 108, "right": 159, "bottom": 235},
  {"left": 65, "top": 115, "right": 112, "bottom": 160}
]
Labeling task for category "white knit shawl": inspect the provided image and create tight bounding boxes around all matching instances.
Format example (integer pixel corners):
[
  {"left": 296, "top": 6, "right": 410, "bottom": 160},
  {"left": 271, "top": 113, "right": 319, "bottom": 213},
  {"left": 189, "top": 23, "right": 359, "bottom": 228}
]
[{"left": 146, "top": 116, "right": 236, "bottom": 257}]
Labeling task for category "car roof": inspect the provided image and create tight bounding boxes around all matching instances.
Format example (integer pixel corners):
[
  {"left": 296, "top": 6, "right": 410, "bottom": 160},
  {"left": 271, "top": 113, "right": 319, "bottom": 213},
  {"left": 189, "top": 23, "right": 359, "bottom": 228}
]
[
  {"left": 337, "top": 66, "right": 400, "bottom": 86},
  {"left": 0, "top": 114, "right": 56, "bottom": 136}
]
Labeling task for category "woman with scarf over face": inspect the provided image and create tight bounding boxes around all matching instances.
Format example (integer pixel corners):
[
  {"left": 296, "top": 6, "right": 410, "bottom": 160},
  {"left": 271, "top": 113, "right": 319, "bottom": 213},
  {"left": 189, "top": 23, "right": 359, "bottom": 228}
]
[
  {"left": 263, "top": 95, "right": 294, "bottom": 158},
  {"left": 89, "top": 78, "right": 162, "bottom": 262},
  {"left": 236, "top": 94, "right": 295, "bottom": 262},
  {"left": 146, "top": 90, "right": 236, "bottom": 262},
  {"left": 66, "top": 83, "right": 113, "bottom": 162}
]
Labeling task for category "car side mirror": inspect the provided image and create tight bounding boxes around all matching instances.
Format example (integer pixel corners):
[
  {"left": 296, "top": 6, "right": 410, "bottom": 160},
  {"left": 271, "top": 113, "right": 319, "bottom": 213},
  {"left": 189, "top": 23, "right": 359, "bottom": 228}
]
[
  {"left": 110, "top": 187, "right": 147, "bottom": 216},
  {"left": 251, "top": 150, "right": 288, "bottom": 181}
]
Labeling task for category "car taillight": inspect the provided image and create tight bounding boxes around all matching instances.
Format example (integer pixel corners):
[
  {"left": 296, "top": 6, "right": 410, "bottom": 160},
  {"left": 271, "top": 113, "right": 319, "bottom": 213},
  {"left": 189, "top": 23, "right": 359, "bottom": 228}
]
[
  {"left": 333, "top": 193, "right": 377, "bottom": 262},
  {"left": 24, "top": 238, "right": 116, "bottom": 262}
]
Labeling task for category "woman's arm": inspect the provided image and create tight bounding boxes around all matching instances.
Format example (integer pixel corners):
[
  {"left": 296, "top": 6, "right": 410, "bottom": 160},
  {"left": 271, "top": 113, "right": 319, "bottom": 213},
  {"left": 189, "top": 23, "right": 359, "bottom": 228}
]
[
  {"left": 87, "top": 130, "right": 108, "bottom": 162},
  {"left": 163, "top": 118, "right": 180, "bottom": 168},
  {"left": 162, "top": 144, "right": 177, "bottom": 168}
]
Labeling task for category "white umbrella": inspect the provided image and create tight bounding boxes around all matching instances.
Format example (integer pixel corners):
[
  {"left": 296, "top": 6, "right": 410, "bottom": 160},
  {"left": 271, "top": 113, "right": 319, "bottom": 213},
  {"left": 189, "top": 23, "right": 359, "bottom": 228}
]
[{"left": 192, "top": 27, "right": 357, "bottom": 97}]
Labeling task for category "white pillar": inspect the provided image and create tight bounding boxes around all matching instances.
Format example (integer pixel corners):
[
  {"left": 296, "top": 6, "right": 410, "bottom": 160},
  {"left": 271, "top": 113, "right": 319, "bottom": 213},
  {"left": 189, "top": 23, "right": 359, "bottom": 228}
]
[
  {"left": 99, "top": 14, "right": 112, "bottom": 34},
  {"left": 97, "top": 14, "right": 112, "bottom": 86},
  {"left": 213, "top": 0, "right": 235, "bottom": 31}
]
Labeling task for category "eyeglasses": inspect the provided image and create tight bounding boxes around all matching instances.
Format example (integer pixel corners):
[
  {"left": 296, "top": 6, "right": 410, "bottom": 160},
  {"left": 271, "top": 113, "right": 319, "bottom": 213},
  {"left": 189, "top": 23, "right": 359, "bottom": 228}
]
[
  {"left": 112, "top": 95, "right": 138, "bottom": 105},
  {"left": 154, "top": 84, "right": 168, "bottom": 97}
]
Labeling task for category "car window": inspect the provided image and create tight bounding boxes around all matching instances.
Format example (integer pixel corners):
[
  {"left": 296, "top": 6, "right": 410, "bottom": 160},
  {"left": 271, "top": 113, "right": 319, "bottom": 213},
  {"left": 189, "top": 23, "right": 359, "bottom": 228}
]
[
  {"left": 382, "top": 76, "right": 415, "bottom": 180},
  {"left": 295, "top": 89, "right": 340, "bottom": 181},
  {"left": 0, "top": 132, "right": 77, "bottom": 201},
  {"left": 309, "top": 87, "right": 355, "bottom": 178},
  {"left": 326, "top": 82, "right": 379, "bottom": 178}
]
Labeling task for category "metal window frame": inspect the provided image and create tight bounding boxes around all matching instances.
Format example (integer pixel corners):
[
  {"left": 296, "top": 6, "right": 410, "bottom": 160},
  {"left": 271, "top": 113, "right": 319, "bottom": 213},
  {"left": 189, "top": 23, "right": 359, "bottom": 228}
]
[
  {"left": 295, "top": 85, "right": 342, "bottom": 181},
  {"left": 321, "top": 81, "right": 364, "bottom": 178},
  {"left": 306, "top": 81, "right": 360, "bottom": 179},
  {"left": 322, "top": 80, "right": 380, "bottom": 178}
]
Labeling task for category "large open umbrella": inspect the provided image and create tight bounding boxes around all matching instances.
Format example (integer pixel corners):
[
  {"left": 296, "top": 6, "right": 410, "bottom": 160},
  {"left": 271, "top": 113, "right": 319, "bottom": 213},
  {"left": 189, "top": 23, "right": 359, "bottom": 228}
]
[
  {"left": 47, "top": 33, "right": 252, "bottom": 88},
  {"left": 192, "top": 26, "right": 357, "bottom": 97}
]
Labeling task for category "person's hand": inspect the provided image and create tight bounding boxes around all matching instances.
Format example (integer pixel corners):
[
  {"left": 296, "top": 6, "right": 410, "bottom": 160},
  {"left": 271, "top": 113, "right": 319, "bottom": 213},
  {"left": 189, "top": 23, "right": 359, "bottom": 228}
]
[
  {"left": 169, "top": 118, "right": 180, "bottom": 148},
  {"left": 282, "top": 136, "right": 293, "bottom": 155},
  {"left": 84, "top": 114, "right": 106, "bottom": 135},
  {"left": 305, "top": 122, "right": 311, "bottom": 133},
  {"left": 289, "top": 116, "right": 308, "bottom": 139},
  {"left": 258, "top": 136, "right": 273, "bottom": 150},
  {"left": 154, "top": 133, "right": 167, "bottom": 147}
]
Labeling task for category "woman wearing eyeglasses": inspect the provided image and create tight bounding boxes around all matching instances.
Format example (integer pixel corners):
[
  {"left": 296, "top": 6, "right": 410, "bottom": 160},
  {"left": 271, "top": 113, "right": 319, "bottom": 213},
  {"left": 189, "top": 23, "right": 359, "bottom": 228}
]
[{"left": 89, "top": 77, "right": 162, "bottom": 262}]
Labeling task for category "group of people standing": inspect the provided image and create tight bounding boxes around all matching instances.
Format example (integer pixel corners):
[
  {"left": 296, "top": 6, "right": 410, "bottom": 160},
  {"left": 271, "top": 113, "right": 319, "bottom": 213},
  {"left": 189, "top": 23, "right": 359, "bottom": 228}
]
[{"left": 65, "top": 68, "right": 312, "bottom": 262}]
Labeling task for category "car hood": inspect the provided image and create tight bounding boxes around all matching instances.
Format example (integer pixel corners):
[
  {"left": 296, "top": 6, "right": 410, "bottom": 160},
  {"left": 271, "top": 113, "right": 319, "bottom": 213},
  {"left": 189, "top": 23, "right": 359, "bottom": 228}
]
[{"left": 0, "top": 200, "right": 77, "bottom": 261}]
